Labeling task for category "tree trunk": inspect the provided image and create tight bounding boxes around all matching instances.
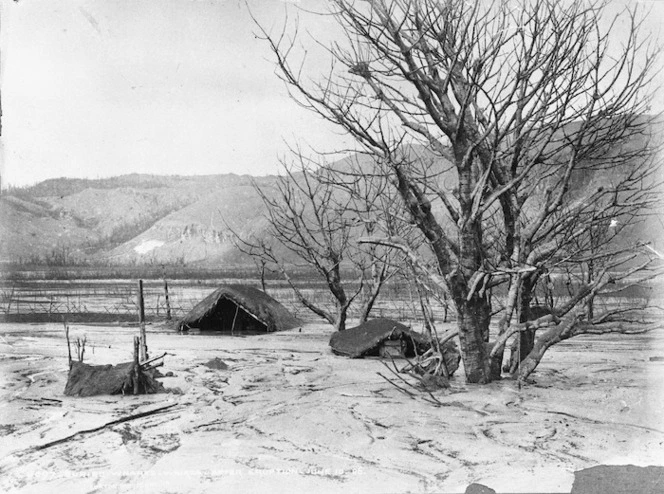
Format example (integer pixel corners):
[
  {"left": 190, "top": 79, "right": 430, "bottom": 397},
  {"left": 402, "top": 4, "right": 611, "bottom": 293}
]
[
  {"left": 335, "top": 303, "right": 349, "bottom": 332},
  {"left": 453, "top": 151, "right": 492, "bottom": 383},
  {"left": 413, "top": 278, "right": 434, "bottom": 339},
  {"left": 517, "top": 332, "right": 559, "bottom": 381},
  {"left": 586, "top": 260, "right": 595, "bottom": 320},
  {"left": 259, "top": 259, "right": 267, "bottom": 293},
  {"left": 508, "top": 273, "right": 540, "bottom": 373},
  {"left": 517, "top": 315, "right": 577, "bottom": 380},
  {"left": 328, "top": 266, "right": 350, "bottom": 331},
  {"left": 491, "top": 275, "right": 521, "bottom": 379},
  {"left": 357, "top": 292, "right": 379, "bottom": 324},
  {"left": 357, "top": 304, "right": 370, "bottom": 325},
  {"left": 357, "top": 277, "right": 382, "bottom": 324},
  {"left": 453, "top": 294, "right": 492, "bottom": 383},
  {"left": 451, "top": 254, "right": 491, "bottom": 382}
]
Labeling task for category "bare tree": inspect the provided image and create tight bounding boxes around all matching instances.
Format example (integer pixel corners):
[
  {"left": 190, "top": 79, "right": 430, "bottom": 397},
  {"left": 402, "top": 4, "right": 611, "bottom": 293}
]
[
  {"left": 498, "top": 127, "right": 662, "bottom": 376},
  {"left": 234, "top": 152, "right": 397, "bottom": 331},
  {"left": 254, "top": 0, "right": 662, "bottom": 383}
]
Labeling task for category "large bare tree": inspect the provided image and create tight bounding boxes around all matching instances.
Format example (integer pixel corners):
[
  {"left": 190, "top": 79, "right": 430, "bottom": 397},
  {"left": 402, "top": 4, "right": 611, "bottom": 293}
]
[{"left": 254, "top": 0, "right": 662, "bottom": 382}]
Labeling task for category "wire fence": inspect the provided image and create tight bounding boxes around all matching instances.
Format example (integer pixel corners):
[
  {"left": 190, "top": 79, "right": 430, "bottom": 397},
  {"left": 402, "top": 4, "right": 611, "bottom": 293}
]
[
  {"left": 0, "top": 276, "right": 656, "bottom": 326},
  {"left": 0, "top": 278, "right": 448, "bottom": 325}
]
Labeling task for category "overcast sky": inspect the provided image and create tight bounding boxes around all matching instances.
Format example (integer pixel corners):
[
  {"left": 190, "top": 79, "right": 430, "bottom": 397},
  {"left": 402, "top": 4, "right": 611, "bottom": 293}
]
[{"left": 1, "top": 0, "right": 663, "bottom": 187}]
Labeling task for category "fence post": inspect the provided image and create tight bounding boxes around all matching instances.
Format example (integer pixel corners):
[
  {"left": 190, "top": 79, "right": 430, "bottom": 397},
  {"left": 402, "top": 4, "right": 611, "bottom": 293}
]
[
  {"left": 138, "top": 280, "right": 145, "bottom": 324},
  {"left": 133, "top": 336, "right": 140, "bottom": 395},
  {"left": 164, "top": 279, "right": 172, "bottom": 321},
  {"left": 138, "top": 280, "right": 147, "bottom": 361}
]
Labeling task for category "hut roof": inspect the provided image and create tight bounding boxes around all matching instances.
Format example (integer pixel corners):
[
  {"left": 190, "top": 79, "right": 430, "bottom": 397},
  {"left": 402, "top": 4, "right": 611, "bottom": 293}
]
[
  {"left": 64, "top": 361, "right": 164, "bottom": 397},
  {"left": 179, "top": 284, "right": 301, "bottom": 332},
  {"left": 329, "top": 318, "right": 430, "bottom": 358}
]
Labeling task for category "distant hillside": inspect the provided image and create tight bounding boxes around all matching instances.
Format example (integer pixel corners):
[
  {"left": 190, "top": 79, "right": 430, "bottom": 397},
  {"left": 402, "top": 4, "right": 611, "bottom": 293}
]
[
  {"left": 7, "top": 173, "right": 260, "bottom": 198},
  {"left": 102, "top": 183, "right": 273, "bottom": 266},
  {"left": 0, "top": 173, "right": 278, "bottom": 267},
  {"left": 1, "top": 126, "right": 661, "bottom": 270}
]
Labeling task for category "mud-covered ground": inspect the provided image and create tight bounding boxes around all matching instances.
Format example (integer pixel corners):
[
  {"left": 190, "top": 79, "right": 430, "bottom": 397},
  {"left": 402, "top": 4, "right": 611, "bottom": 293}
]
[{"left": 1, "top": 322, "right": 663, "bottom": 493}]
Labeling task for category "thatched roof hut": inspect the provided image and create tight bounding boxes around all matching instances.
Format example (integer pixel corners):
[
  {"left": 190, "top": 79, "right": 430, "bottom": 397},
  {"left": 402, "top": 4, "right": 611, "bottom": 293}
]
[
  {"left": 64, "top": 361, "right": 164, "bottom": 397},
  {"left": 178, "top": 284, "right": 300, "bottom": 333},
  {"left": 329, "top": 318, "right": 461, "bottom": 376},
  {"left": 329, "top": 318, "right": 430, "bottom": 358}
]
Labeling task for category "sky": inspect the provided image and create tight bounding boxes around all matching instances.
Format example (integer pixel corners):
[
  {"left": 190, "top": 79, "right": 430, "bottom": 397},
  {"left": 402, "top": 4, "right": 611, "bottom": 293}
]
[
  {"left": 1, "top": 0, "right": 663, "bottom": 187},
  {"left": 0, "top": 0, "right": 346, "bottom": 187}
]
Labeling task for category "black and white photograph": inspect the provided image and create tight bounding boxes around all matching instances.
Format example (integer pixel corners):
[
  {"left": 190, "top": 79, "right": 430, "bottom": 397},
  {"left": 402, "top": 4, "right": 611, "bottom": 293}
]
[{"left": 1, "top": 1, "right": 663, "bottom": 492}]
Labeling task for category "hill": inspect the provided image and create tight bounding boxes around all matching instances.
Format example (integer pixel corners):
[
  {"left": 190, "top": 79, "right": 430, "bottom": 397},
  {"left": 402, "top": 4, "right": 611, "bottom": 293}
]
[
  {"left": 1, "top": 128, "right": 660, "bottom": 272},
  {"left": 0, "top": 173, "right": 277, "bottom": 267}
]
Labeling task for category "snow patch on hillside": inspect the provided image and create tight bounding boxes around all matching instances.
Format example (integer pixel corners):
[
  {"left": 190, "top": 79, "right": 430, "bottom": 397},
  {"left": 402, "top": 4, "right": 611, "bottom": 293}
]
[{"left": 134, "top": 239, "right": 165, "bottom": 254}]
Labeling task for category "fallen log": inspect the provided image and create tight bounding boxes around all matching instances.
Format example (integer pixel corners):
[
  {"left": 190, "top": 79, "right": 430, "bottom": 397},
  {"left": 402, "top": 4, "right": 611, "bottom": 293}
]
[{"left": 33, "top": 403, "right": 178, "bottom": 452}]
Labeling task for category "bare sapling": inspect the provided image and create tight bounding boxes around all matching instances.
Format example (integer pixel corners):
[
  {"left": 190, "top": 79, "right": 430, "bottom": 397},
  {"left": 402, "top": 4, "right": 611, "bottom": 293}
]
[{"left": 75, "top": 335, "right": 86, "bottom": 363}]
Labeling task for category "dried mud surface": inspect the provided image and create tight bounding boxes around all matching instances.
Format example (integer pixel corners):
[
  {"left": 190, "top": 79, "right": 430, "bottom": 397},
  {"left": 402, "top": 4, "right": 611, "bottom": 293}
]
[{"left": 1, "top": 322, "right": 663, "bottom": 493}]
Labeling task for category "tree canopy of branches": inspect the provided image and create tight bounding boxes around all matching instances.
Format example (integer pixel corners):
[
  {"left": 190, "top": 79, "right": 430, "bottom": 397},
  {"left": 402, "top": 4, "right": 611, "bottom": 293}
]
[
  {"left": 255, "top": 0, "right": 663, "bottom": 383},
  {"left": 235, "top": 153, "right": 400, "bottom": 331}
]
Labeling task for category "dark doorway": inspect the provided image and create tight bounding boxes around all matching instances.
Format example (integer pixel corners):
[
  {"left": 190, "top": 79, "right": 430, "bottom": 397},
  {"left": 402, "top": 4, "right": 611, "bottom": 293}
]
[{"left": 196, "top": 297, "right": 267, "bottom": 333}]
